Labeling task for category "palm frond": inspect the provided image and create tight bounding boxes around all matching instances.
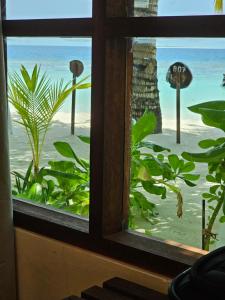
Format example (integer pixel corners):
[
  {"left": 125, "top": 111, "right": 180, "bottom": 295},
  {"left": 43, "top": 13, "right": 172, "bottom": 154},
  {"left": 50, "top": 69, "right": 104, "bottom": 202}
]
[
  {"left": 9, "top": 65, "right": 90, "bottom": 174},
  {"left": 215, "top": 0, "right": 223, "bottom": 12}
]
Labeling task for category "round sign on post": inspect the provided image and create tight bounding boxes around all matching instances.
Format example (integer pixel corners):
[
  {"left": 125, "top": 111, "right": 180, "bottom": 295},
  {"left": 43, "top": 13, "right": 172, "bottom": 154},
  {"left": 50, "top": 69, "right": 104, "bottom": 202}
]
[
  {"left": 166, "top": 62, "right": 192, "bottom": 144},
  {"left": 70, "top": 60, "right": 84, "bottom": 77},
  {"left": 167, "top": 62, "right": 192, "bottom": 89},
  {"left": 69, "top": 60, "right": 84, "bottom": 135}
]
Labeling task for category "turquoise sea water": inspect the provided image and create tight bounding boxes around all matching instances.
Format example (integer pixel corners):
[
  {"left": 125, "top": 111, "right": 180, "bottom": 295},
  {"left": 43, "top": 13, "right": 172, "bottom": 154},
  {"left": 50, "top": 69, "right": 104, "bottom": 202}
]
[{"left": 7, "top": 45, "right": 225, "bottom": 123}]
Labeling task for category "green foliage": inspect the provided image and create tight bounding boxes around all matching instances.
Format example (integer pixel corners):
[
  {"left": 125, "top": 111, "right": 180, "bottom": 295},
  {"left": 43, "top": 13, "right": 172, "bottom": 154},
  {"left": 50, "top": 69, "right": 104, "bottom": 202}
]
[
  {"left": 9, "top": 64, "right": 90, "bottom": 176},
  {"left": 12, "top": 161, "right": 55, "bottom": 204},
  {"left": 182, "top": 100, "right": 225, "bottom": 250},
  {"left": 188, "top": 101, "right": 225, "bottom": 131},
  {"left": 129, "top": 112, "right": 198, "bottom": 231},
  {"left": 45, "top": 141, "right": 89, "bottom": 216},
  {"left": 12, "top": 111, "right": 198, "bottom": 231},
  {"left": 12, "top": 142, "right": 89, "bottom": 216}
]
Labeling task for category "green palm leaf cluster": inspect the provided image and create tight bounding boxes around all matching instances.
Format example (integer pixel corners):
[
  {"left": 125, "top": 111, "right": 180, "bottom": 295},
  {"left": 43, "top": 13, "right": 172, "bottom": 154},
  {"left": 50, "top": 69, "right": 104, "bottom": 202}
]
[{"left": 8, "top": 64, "right": 90, "bottom": 176}]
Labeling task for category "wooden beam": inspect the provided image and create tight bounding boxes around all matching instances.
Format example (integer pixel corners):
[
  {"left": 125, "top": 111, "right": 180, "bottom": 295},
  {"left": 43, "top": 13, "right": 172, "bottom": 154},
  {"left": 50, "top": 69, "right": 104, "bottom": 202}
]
[
  {"left": 106, "top": 15, "right": 225, "bottom": 37},
  {"left": 100, "top": 0, "right": 131, "bottom": 235},
  {"left": 3, "top": 19, "right": 93, "bottom": 36},
  {"left": 89, "top": 0, "right": 106, "bottom": 237},
  {"left": 90, "top": 0, "right": 131, "bottom": 236}
]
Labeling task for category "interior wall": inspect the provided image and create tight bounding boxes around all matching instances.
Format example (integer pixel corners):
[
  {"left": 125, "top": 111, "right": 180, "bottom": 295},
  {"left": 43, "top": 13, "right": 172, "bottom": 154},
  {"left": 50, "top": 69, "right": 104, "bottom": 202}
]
[{"left": 15, "top": 228, "right": 171, "bottom": 300}]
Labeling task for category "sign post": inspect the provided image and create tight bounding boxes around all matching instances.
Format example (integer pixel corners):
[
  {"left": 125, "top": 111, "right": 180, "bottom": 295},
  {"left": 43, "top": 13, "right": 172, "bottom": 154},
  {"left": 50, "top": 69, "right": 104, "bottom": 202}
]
[
  {"left": 166, "top": 62, "right": 192, "bottom": 144},
  {"left": 69, "top": 60, "right": 84, "bottom": 135}
]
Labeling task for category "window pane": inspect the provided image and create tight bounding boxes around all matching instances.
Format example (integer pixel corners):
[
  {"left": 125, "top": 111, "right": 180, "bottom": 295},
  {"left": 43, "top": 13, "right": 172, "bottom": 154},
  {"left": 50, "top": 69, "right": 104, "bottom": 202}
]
[
  {"left": 129, "top": 37, "right": 225, "bottom": 251},
  {"left": 6, "top": 0, "right": 92, "bottom": 19},
  {"left": 130, "top": 0, "right": 224, "bottom": 16},
  {"left": 8, "top": 37, "right": 91, "bottom": 218}
]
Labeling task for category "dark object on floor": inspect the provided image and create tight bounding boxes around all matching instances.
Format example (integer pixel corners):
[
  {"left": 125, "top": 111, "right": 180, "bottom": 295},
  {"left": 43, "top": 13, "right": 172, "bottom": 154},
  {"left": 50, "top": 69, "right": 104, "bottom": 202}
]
[
  {"left": 64, "top": 276, "right": 168, "bottom": 299},
  {"left": 63, "top": 297, "right": 85, "bottom": 299},
  {"left": 168, "top": 246, "right": 225, "bottom": 300}
]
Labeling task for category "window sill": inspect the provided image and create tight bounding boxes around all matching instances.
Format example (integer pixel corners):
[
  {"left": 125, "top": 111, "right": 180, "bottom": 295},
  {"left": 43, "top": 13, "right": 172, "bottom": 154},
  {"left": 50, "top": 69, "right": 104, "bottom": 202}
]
[
  {"left": 13, "top": 198, "right": 89, "bottom": 233},
  {"left": 107, "top": 231, "right": 207, "bottom": 266},
  {"left": 13, "top": 199, "right": 206, "bottom": 277}
]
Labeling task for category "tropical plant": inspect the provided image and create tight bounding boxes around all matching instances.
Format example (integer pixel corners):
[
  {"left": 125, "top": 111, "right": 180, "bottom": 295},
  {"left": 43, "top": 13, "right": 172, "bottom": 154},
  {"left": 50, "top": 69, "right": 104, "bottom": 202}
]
[
  {"left": 8, "top": 64, "right": 90, "bottom": 177},
  {"left": 12, "top": 139, "right": 89, "bottom": 216},
  {"left": 45, "top": 140, "right": 89, "bottom": 216},
  {"left": 12, "top": 160, "right": 55, "bottom": 204},
  {"left": 129, "top": 111, "right": 199, "bottom": 231},
  {"left": 182, "top": 101, "right": 225, "bottom": 250},
  {"left": 12, "top": 112, "right": 199, "bottom": 228}
]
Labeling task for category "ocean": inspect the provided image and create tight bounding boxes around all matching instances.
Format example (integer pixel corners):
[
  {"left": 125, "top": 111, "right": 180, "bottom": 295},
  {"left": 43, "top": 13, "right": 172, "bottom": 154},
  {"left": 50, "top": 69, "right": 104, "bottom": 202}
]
[{"left": 7, "top": 44, "right": 225, "bottom": 126}]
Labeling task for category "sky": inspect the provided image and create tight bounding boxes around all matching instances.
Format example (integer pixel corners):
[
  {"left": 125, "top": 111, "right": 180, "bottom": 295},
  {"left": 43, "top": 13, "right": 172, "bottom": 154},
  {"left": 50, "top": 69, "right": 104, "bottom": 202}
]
[
  {"left": 6, "top": 0, "right": 221, "bottom": 19},
  {"left": 6, "top": 0, "right": 92, "bottom": 19},
  {"left": 6, "top": 1, "right": 224, "bottom": 48}
]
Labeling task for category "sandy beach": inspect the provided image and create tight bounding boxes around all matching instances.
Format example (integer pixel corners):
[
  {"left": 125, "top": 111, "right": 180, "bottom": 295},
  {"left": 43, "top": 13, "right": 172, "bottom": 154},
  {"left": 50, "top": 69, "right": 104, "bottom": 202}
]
[{"left": 8, "top": 111, "right": 225, "bottom": 250}]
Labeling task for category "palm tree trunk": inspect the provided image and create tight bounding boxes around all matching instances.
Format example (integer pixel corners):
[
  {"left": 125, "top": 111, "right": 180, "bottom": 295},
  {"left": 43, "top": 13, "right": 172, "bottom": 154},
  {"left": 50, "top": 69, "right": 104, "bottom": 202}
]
[{"left": 132, "top": 0, "right": 162, "bottom": 133}]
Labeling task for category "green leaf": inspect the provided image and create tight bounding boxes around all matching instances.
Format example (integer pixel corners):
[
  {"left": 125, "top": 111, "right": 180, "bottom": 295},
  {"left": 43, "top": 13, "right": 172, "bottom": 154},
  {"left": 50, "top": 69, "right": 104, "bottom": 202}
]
[
  {"left": 77, "top": 135, "right": 90, "bottom": 144},
  {"left": 180, "top": 162, "right": 195, "bottom": 173},
  {"left": 206, "top": 175, "right": 218, "bottom": 183},
  {"left": 137, "top": 166, "right": 151, "bottom": 181},
  {"left": 182, "top": 143, "right": 225, "bottom": 163},
  {"left": 142, "top": 181, "right": 166, "bottom": 196},
  {"left": 168, "top": 154, "right": 180, "bottom": 171},
  {"left": 22, "top": 160, "right": 33, "bottom": 191},
  {"left": 184, "top": 180, "right": 196, "bottom": 187},
  {"left": 44, "top": 169, "right": 85, "bottom": 181},
  {"left": 182, "top": 174, "right": 200, "bottom": 181},
  {"left": 142, "top": 158, "right": 163, "bottom": 176},
  {"left": 199, "top": 138, "right": 225, "bottom": 149},
  {"left": 54, "top": 141, "right": 76, "bottom": 158},
  {"left": 54, "top": 141, "right": 87, "bottom": 169},
  {"left": 209, "top": 185, "right": 220, "bottom": 194},
  {"left": 202, "top": 193, "right": 213, "bottom": 199},
  {"left": 139, "top": 141, "right": 170, "bottom": 152},
  {"left": 131, "top": 190, "right": 157, "bottom": 222},
  {"left": 188, "top": 101, "right": 225, "bottom": 132},
  {"left": 132, "top": 112, "right": 156, "bottom": 145},
  {"left": 219, "top": 216, "right": 225, "bottom": 223},
  {"left": 199, "top": 139, "right": 217, "bottom": 149},
  {"left": 27, "top": 183, "right": 43, "bottom": 201},
  {"left": 76, "top": 83, "right": 91, "bottom": 89}
]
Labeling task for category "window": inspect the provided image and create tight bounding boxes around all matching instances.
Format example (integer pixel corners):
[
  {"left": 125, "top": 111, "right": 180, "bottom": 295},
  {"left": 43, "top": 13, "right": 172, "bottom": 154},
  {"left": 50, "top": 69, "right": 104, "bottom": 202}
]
[
  {"left": 8, "top": 37, "right": 91, "bottom": 218},
  {"left": 129, "top": 37, "right": 225, "bottom": 250},
  {"left": 133, "top": 0, "right": 224, "bottom": 16},
  {"left": 4, "top": 0, "right": 225, "bottom": 276}
]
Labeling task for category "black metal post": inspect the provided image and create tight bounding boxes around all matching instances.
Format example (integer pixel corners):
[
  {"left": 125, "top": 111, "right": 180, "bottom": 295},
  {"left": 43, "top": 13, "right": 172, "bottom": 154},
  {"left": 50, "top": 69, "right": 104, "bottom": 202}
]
[
  {"left": 69, "top": 60, "right": 84, "bottom": 135},
  {"left": 71, "top": 75, "right": 76, "bottom": 135},
  {"left": 176, "top": 72, "right": 181, "bottom": 144},
  {"left": 202, "top": 199, "right": 206, "bottom": 250}
]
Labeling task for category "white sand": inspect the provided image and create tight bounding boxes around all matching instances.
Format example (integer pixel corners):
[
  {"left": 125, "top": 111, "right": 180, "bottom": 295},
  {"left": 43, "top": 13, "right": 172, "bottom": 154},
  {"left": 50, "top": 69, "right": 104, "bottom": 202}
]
[{"left": 9, "top": 111, "right": 225, "bottom": 250}]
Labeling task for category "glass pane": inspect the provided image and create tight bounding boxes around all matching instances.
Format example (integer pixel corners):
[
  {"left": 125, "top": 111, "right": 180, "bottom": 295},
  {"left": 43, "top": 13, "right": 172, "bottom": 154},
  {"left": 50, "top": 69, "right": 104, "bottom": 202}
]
[
  {"left": 129, "top": 37, "right": 225, "bottom": 251},
  {"left": 129, "top": 0, "right": 224, "bottom": 16},
  {"left": 7, "top": 37, "right": 91, "bottom": 218},
  {"left": 6, "top": 0, "right": 92, "bottom": 19}
]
